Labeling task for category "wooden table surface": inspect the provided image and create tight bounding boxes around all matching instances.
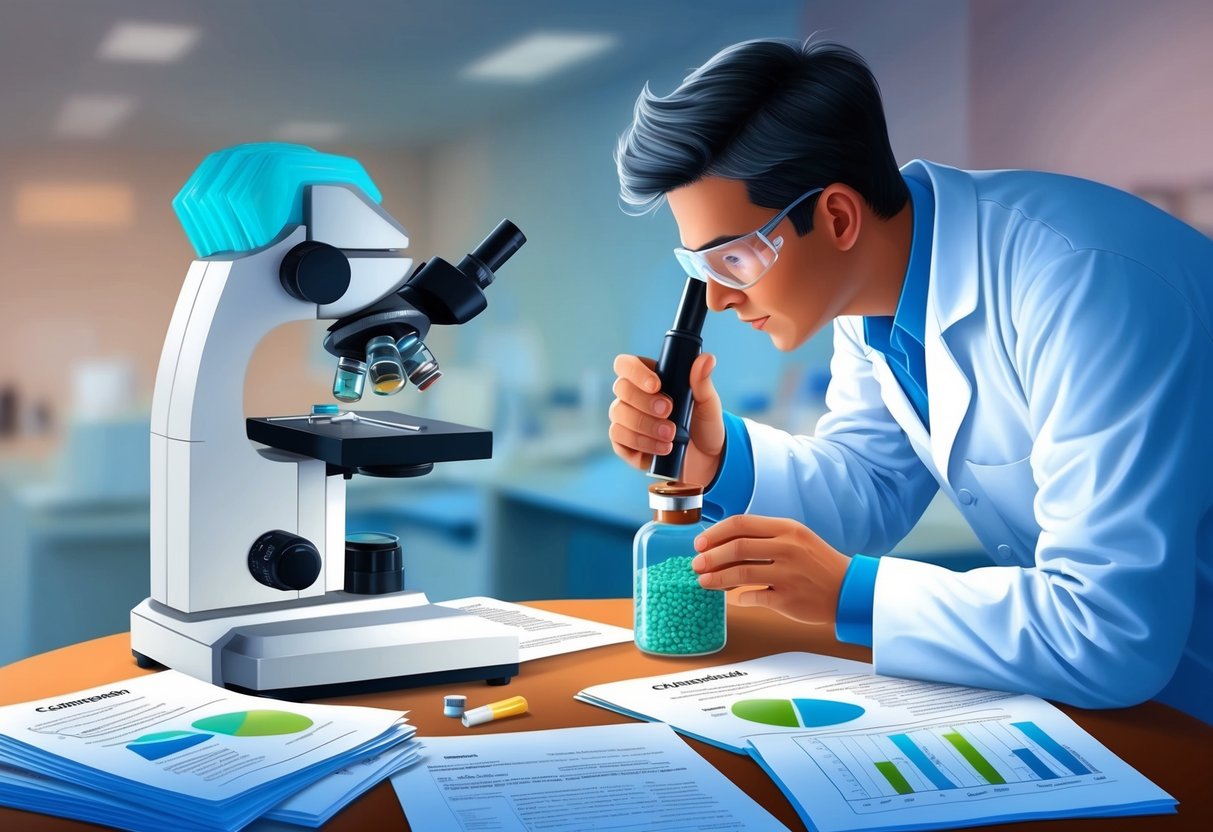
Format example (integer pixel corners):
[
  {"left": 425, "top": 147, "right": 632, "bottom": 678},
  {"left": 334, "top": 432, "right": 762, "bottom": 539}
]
[{"left": 1, "top": 599, "right": 1209, "bottom": 831}]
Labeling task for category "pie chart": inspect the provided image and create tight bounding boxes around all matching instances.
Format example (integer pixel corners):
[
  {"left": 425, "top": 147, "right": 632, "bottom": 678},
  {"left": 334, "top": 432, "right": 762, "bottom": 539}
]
[
  {"left": 731, "top": 698, "right": 865, "bottom": 728},
  {"left": 191, "top": 710, "right": 313, "bottom": 737},
  {"left": 126, "top": 730, "right": 211, "bottom": 761}
]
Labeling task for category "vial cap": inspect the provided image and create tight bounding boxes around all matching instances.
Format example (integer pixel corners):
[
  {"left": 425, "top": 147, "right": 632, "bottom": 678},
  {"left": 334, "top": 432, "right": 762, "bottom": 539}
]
[
  {"left": 443, "top": 694, "right": 467, "bottom": 718},
  {"left": 648, "top": 480, "right": 703, "bottom": 511},
  {"left": 312, "top": 403, "right": 340, "bottom": 416}
]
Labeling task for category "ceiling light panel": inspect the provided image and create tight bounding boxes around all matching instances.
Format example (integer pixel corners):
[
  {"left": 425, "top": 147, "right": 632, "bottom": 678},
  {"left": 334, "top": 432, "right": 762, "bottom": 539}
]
[
  {"left": 98, "top": 21, "right": 201, "bottom": 63},
  {"left": 463, "top": 32, "right": 617, "bottom": 83}
]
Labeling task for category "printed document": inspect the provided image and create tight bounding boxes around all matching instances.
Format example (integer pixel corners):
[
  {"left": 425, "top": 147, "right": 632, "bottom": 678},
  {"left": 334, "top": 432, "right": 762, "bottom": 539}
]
[
  {"left": 576, "top": 652, "right": 1175, "bottom": 830},
  {"left": 437, "top": 596, "right": 631, "bottom": 661},
  {"left": 0, "top": 670, "right": 412, "bottom": 832},
  {"left": 261, "top": 739, "right": 422, "bottom": 827},
  {"left": 391, "top": 722, "right": 790, "bottom": 831}
]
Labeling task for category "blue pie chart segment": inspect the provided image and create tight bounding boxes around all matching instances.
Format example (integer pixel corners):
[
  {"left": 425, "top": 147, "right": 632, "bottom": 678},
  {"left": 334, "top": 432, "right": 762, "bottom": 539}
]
[
  {"left": 794, "top": 698, "right": 865, "bottom": 727},
  {"left": 731, "top": 698, "right": 865, "bottom": 728},
  {"left": 127, "top": 731, "right": 212, "bottom": 760}
]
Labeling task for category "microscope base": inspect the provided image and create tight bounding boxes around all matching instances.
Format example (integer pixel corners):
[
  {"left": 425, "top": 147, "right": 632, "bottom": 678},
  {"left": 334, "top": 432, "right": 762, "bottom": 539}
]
[{"left": 130, "top": 591, "right": 520, "bottom": 700}]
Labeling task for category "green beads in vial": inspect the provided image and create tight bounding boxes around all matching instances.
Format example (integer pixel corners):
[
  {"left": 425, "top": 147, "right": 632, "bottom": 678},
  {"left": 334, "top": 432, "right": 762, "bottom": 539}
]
[{"left": 633, "top": 482, "right": 725, "bottom": 656}]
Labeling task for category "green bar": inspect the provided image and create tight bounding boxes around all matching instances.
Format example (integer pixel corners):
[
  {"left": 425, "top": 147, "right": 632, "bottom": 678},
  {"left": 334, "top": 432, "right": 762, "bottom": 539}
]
[
  {"left": 875, "top": 761, "right": 914, "bottom": 795},
  {"left": 943, "top": 731, "right": 1006, "bottom": 785}
]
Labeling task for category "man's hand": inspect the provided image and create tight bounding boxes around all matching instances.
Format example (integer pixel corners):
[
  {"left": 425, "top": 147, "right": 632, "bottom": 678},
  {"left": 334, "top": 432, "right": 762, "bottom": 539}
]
[
  {"left": 608, "top": 352, "right": 724, "bottom": 488},
  {"left": 692, "top": 514, "right": 852, "bottom": 627}
]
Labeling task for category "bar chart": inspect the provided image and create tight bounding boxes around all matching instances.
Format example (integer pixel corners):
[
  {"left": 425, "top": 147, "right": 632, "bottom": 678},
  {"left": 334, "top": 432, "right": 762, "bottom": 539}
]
[{"left": 798, "top": 718, "right": 1101, "bottom": 812}]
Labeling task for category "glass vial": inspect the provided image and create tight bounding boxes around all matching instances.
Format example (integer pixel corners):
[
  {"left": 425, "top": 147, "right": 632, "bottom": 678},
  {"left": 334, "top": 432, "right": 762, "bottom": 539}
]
[
  {"left": 633, "top": 481, "right": 725, "bottom": 656},
  {"left": 332, "top": 356, "right": 367, "bottom": 402},
  {"left": 366, "top": 335, "right": 406, "bottom": 395}
]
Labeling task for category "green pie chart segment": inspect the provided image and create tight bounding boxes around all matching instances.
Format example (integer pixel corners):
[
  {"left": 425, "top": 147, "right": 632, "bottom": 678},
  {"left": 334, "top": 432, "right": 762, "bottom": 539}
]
[
  {"left": 731, "top": 698, "right": 865, "bottom": 728},
  {"left": 192, "top": 710, "right": 313, "bottom": 737}
]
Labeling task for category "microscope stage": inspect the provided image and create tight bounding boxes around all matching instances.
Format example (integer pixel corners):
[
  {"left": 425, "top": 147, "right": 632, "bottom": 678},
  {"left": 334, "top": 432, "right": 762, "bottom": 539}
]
[{"left": 247, "top": 411, "right": 491, "bottom": 473}]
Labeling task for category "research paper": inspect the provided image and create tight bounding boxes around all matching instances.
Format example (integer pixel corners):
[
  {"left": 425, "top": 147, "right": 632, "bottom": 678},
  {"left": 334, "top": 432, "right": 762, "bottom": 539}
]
[
  {"left": 0, "top": 670, "right": 411, "bottom": 832},
  {"left": 437, "top": 596, "right": 631, "bottom": 661},
  {"left": 391, "top": 722, "right": 789, "bottom": 831},
  {"left": 577, "top": 652, "right": 1175, "bottom": 831}
]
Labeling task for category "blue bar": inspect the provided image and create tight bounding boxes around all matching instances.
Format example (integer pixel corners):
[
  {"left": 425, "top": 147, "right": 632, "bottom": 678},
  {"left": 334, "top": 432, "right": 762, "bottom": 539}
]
[
  {"left": 1011, "top": 721, "right": 1091, "bottom": 776},
  {"left": 890, "top": 733, "right": 956, "bottom": 790},
  {"left": 1013, "top": 748, "right": 1057, "bottom": 780}
]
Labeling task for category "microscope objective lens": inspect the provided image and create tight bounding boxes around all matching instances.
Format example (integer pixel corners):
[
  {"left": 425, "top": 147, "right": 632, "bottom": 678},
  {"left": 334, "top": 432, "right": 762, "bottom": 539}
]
[
  {"left": 332, "top": 357, "right": 367, "bottom": 402},
  {"left": 366, "top": 335, "right": 406, "bottom": 396},
  {"left": 402, "top": 339, "right": 442, "bottom": 391},
  {"left": 396, "top": 331, "right": 422, "bottom": 361}
]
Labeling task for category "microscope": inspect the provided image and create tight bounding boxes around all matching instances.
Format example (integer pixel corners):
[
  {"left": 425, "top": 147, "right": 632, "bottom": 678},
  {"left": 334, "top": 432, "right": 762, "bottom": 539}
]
[{"left": 130, "top": 144, "right": 524, "bottom": 699}]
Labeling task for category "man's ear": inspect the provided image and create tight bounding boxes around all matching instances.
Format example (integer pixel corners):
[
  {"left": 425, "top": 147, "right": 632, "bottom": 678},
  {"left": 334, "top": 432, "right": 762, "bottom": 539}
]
[{"left": 817, "top": 184, "right": 862, "bottom": 253}]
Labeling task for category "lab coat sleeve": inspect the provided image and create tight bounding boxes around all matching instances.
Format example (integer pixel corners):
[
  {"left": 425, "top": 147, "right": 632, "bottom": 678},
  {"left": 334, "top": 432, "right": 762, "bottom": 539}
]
[
  {"left": 873, "top": 250, "right": 1213, "bottom": 708},
  {"left": 744, "top": 318, "right": 939, "bottom": 555}
]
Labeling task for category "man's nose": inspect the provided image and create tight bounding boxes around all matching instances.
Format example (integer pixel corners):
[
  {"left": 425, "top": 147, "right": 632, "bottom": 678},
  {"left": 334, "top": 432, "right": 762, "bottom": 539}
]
[{"left": 706, "top": 278, "right": 744, "bottom": 311}]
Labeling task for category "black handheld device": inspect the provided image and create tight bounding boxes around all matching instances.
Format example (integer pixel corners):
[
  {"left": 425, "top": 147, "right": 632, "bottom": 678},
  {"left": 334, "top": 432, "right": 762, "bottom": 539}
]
[{"left": 648, "top": 276, "right": 708, "bottom": 480}]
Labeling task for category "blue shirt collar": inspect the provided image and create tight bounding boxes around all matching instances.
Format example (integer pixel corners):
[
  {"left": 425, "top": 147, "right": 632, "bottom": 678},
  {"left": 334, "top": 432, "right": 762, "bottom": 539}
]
[
  {"left": 891, "top": 176, "right": 934, "bottom": 347},
  {"left": 862, "top": 176, "right": 934, "bottom": 355},
  {"left": 861, "top": 176, "right": 934, "bottom": 429}
]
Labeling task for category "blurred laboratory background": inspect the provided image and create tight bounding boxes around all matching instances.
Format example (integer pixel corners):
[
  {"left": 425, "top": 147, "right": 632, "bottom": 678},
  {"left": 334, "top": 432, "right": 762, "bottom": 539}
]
[{"left": 2, "top": 0, "right": 1211, "bottom": 665}]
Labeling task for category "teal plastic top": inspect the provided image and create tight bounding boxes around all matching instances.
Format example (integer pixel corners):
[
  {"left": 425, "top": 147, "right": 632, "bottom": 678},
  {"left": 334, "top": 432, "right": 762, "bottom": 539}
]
[
  {"left": 311, "top": 403, "right": 341, "bottom": 416},
  {"left": 172, "top": 142, "right": 382, "bottom": 258}
]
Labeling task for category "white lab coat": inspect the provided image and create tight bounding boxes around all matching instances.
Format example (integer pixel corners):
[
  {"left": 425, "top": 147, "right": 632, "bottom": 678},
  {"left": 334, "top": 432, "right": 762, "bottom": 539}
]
[{"left": 742, "top": 159, "right": 1213, "bottom": 722}]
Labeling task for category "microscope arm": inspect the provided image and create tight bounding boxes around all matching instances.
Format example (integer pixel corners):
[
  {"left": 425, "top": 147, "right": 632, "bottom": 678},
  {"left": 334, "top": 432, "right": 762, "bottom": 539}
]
[{"left": 150, "top": 185, "right": 418, "bottom": 613}]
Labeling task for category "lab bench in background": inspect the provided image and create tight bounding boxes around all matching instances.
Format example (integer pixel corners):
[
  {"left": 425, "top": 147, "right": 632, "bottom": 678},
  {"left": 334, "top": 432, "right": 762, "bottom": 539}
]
[
  {"left": 488, "top": 457, "right": 994, "bottom": 597},
  {"left": 1, "top": 442, "right": 988, "bottom": 667},
  {"left": 0, "top": 483, "right": 149, "bottom": 667}
]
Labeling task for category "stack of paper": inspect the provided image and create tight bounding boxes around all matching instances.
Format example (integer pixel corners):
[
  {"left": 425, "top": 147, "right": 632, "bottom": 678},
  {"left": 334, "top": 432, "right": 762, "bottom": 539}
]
[
  {"left": 577, "top": 652, "right": 1177, "bottom": 832},
  {"left": 0, "top": 670, "right": 419, "bottom": 832},
  {"left": 391, "top": 722, "right": 791, "bottom": 831},
  {"left": 260, "top": 740, "right": 421, "bottom": 828}
]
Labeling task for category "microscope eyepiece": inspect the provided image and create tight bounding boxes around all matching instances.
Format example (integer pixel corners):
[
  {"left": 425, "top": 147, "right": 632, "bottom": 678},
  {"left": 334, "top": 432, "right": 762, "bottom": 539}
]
[
  {"left": 397, "top": 219, "right": 527, "bottom": 325},
  {"left": 468, "top": 219, "right": 527, "bottom": 283},
  {"left": 649, "top": 277, "right": 708, "bottom": 481}
]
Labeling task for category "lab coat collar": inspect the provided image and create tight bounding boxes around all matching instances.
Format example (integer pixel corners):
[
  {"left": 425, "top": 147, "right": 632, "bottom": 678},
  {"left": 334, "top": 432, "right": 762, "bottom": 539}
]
[
  {"left": 900, "top": 159, "right": 980, "bottom": 477},
  {"left": 901, "top": 159, "right": 980, "bottom": 332}
]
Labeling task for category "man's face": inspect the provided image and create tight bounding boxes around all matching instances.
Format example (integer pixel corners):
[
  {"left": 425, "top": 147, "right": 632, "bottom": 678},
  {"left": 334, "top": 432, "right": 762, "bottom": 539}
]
[{"left": 667, "top": 176, "right": 845, "bottom": 351}]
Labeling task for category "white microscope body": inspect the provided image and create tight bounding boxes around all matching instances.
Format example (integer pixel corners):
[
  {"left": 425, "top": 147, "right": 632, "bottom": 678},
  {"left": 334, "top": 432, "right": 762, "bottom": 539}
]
[{"left": 130, "top": 183, "right": 519, "bottom": 697}]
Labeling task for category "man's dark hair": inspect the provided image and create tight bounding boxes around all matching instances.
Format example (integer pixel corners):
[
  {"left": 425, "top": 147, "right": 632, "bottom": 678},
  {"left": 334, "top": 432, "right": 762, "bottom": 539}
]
[{"left": 615, "top": 38, "right": 908, "bottom": 234}]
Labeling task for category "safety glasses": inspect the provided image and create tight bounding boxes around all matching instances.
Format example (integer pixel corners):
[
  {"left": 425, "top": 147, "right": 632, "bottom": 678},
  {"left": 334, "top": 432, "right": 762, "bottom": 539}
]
[{"left": 673, "top": 187, "right": 822, "bottom": 290}]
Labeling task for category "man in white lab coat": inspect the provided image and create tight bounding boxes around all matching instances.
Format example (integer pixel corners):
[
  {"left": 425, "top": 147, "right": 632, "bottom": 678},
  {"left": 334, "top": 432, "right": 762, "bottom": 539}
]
[{"left": 608, "top": 38, "right": 1212, "bottom": 723}]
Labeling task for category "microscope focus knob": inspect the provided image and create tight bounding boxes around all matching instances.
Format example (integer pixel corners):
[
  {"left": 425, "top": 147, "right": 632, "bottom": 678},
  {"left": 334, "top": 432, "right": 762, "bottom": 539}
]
[
  {"left": 279, "top": 241, "right": 351, "bottom": 304},
  {"left": 248, "top": 530, "right": 322, "bottom": 591}
]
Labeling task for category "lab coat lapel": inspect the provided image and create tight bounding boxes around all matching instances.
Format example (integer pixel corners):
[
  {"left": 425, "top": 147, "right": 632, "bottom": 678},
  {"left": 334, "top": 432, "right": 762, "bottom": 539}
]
[
  {"left": 926, "top": 314, "right": 972, "bottom": 480},
  {"left": 868, "top": 349, "right": 932, "bottom": 453},
  {"left": 903, "top": 161, "right": 981, "bottom": 480}
]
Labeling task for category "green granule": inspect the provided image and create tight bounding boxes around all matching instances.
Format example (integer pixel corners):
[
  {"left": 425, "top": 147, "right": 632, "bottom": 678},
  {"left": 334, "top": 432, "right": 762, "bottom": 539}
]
[{"left": 635, "top": 555, "right": 725, "bottom": 655}]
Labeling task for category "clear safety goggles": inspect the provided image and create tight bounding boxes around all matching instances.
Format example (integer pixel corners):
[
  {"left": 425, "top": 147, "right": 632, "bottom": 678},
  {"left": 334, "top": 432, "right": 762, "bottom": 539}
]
[{"left": 673, "top": 187, "right": 822, "bottom": 290}]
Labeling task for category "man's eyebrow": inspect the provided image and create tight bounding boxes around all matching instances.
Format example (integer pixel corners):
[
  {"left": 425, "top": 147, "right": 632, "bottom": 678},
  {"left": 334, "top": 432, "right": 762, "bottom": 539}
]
[{"left": 689, "top": 233, "right": 743, "bottom": 252}]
